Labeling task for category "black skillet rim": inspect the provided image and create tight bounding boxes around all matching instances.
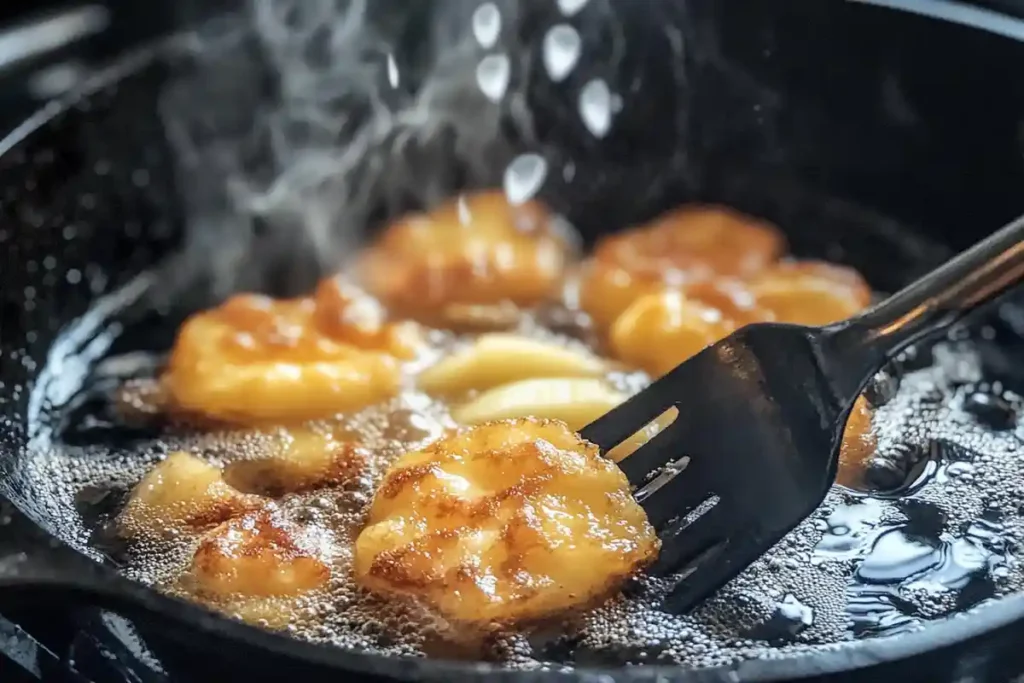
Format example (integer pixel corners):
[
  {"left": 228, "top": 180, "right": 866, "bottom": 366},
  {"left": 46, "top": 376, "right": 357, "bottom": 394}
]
[{"left": 5, "top": 9, "right": 1024, "bottom": 683}]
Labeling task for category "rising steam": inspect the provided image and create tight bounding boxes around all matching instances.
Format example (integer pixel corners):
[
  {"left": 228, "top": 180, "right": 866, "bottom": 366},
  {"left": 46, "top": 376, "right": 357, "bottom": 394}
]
[
  {"left": 158, "top": 0, "right": 550, "bottom": 302},
  {"left": 154, "top": 0, "right": 698, "bottom": 311}
]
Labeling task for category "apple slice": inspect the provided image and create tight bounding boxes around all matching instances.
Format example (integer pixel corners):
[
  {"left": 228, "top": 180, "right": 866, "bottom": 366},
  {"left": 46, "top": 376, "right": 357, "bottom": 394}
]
[
  {"left": 451, "top": 377, "right": 625, "bottom": 431},
  {"left": 419, "top": 334, "right": 606, "bottom": 396}
]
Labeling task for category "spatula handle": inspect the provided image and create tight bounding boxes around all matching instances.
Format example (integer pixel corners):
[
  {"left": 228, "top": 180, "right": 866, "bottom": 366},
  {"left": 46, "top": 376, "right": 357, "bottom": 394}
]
[{"left": 825, "top": 213, "right": 1024, "bottom": 403}]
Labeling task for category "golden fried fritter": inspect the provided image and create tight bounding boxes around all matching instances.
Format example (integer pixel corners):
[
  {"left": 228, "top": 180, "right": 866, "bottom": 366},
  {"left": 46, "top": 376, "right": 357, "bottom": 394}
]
[
  {"left": 357, "top": 191, "right": 574, "bottom": 322},
  {"left": 609, "top": 290, "right": 737, "bottom": 378},
  {"left": 682, "top": 280, "right": 776, "bottom": 327},
  {"left": 164, "top": 283, "right": 419, "bottom": 424},
  {"left": 578, "top": 206, "right": 785, "bottom": 330},
  {"left": 118, "top": 451, "right": 261, "bottom": 538},
  {"left": 748, "top": 260, "right": 872, "bottom": 326},
  {"left": 353, "top": 418, "right": 659, "bottom": 626},
  {"left": 607, "top": 260, "right": 871, "bottom": 378},
  {"left": 312, "top": 276, "right": 421, "bottom": 357},
  {"left": 187, "top": 506, "right": 331, "bottom": 601}
]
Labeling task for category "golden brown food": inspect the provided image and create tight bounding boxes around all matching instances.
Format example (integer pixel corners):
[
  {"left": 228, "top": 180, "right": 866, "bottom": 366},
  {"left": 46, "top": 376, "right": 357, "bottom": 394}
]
[
  {"left": 609, "top": 290, "right": 738, "bottom": 378},
  {"left": 836, "top": 396, "right": 876, "bottom": 488},
  {"left": 353, "top": 418, "right": 659, "bottom": 626},
  {"left": 607, "top": 262, "right": 871, "bottom": 378},
  {"left": 223, "top": 426, "right": 371, "bottom": 496},
  {"left": 357, "top": 191, "right": 574, "bottom": 322},
  {"left": 118, "top": 451, "right": 261, "bottom": 538},
  {"left": 578, "top": 206, "right": 785, "bottom": 330},
  {"left": 683, "top": 280, "right": 776, "bottom": 327},
  {"left": 748, "top": 260, "right": 872, "bottom": 326},
  {"left": 312, "top": 276, "right": 422, "bottom": 357},
  {"left": 163, "top": 283, "right": 419, "bottom": 424},
  {"left": 187, "top": 507, "right": 331, "bottom": 601}
]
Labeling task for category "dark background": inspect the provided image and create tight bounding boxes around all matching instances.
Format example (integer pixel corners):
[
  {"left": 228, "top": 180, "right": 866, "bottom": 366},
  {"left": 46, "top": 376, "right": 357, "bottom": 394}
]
[{"left": 0, "top": 0, "right": 231, "bottom": 133}]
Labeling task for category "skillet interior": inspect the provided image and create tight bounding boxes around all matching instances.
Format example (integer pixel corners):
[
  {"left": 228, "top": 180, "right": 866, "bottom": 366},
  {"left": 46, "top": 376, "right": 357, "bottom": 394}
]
[{"left": 5, "top": 1, "right": 1024, "bottom": 681}]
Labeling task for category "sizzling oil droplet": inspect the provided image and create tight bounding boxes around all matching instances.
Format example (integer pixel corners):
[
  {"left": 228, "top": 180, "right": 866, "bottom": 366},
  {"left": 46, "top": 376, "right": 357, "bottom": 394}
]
[
  {"left": 579, "top": 78, "right": 615, "bottom": 138},
  {"left": 542, "top": 24, "right": 581, "bottom": 82},
  {"left": 503, "top": 154, "right": 548, "bottom": 205},
  {"left": 475, "top": 54, "right": 510, "bottom": 103},
  {"left": 556, "top": 0, "right": 590, "bottom": 17},
  {"left": 472, "top": 3, "right": 502, "bottom": 49},
  {"left": 385, "top": 53, "right": 399, "bottom": 88}
]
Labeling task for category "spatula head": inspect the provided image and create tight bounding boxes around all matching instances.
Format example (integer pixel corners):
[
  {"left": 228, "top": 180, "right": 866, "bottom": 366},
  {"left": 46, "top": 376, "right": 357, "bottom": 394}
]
[{"left": 581, "top": 322, "right": 855, "bottom": 613}]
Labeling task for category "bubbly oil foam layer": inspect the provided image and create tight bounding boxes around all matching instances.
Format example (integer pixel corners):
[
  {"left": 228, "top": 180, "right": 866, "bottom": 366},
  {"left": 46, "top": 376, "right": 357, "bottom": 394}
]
[{"left": 18, "top": 312, "right": 1024, "bottom": 669}]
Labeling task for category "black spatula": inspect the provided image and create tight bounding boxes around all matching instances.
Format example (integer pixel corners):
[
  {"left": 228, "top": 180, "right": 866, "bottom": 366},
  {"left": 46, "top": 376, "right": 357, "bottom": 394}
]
[{"left": 581, "top": 215, "right": 1024, "bottom": 614}]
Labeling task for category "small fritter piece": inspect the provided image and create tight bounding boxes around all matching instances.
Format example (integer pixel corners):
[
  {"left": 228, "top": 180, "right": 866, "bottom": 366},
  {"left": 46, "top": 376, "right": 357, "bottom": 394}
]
[
  {"left": 164, "top": 286, "right": 417, "bottom": 423},
  {"left": 418, "top": 333, "right": 607, "bottom": 397},
  {"left": 357, "top": 191, "right": 574, "bottom": 322},
  {"left": 188, "top": 507, "right": 331, "bottom": 600},
  {"left": 836, "top": 396, "right": 876, "bottom": 488},
  {"left": 748, "top": 260, "right": 872, "bottom": 326},
  {"left": 354, "top": 418, "right": 659, "bottom": 626},
  {"left": 579, "top": 206, "right": 785, "bottom": 330},
  {"left": 119, "top": 451, "right": 260, "bottom": 538},
  {"left": 224, "top": 427, "right": 371, "bottom": 496},
  {"left": 609, "top": 290, "right": 739, "bottom": 378}
]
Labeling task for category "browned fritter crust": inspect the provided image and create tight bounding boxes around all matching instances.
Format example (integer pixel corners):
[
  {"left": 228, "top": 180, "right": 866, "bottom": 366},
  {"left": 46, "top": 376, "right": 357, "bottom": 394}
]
[
  {"left": 353, "top": 418, "right": 659, "bottom": 627},
  {"left": 189, "top": 506, "right": 331, "bottom": 600}
]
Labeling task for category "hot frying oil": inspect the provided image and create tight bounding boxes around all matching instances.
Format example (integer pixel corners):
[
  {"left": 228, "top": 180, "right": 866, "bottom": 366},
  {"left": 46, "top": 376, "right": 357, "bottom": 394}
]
[{"left": 23, "top": 307, "right": 1024, "bottom": 670}]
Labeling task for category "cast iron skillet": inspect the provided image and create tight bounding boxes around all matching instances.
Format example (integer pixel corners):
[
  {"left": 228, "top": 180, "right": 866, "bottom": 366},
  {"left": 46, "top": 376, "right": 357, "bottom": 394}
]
[{"left": 5, "top": 1, "right": 1024, "bottom": 681}]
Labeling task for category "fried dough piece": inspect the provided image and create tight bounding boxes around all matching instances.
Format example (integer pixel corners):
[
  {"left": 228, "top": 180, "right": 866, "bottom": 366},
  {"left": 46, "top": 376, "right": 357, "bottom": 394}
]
[
  {"left": 118, "top": 451, "right": 261, "bottom": 538},
  {"left": 187, "top": 507, "right": 331, "bottom": 601},
  {"left": 357, "top": 191, "right": 574, "bottom": 322},
  {"left": 609, "top": 290, "right": 738, "bottom": 378},
  {"left": 609, "top": 260, "right": 871, "bottom": 377},
  {"left": 224, "top": 426, "right": 371, "bottom": 496},
  {"left": 682, "top": 280, "right": 776, "bottom": 327},
  {"left": 579, "top": 206, "right": 785, "bottom": 330},
  {"left": 748, "top": 260, "right": 872, "bottom": 326},
  {"left": 353, "top": 418, "right": 659, "bottom": 626},
  {"left": 164, "top": 283, "right": 418, "bottom": 424}
]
